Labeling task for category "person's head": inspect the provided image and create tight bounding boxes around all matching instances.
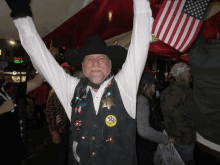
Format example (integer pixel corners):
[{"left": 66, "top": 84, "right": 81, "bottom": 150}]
[
  {"left": 82, "top": 54, "right": 112, "bottom": 84},
  {"left": 64, "top": 35, "right": 127, "bottom": 85},
  {"left": 139, "top": 72, "right": 156, "bottom": 104},
  {"left": 61, "top": 62, "right": 72, "bottom": 75},
  {"left": 170, "top": 62, "right": 191, "bottom": 85}
]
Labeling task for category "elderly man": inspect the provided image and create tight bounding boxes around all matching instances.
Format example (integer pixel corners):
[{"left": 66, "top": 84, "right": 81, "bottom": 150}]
[
  {"left": 5, "top": 0, "right": 153, "bottom": 164},
  {"left": 160, "top": 62, "right": 197, "bottom": 165}
]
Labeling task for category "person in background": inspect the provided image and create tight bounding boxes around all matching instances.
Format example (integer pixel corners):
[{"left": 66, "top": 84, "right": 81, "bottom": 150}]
[
  {"left": 187, "top": 32, "right": 220, "bottom": 164},
  {"left": 46, "top": 62, "right": 72, "bottom": 165},
  {"left": 28, "top": 81, "right": 48, "bottom": 127},
  {"left": 136, "top": 72, "right": 174, "bottom": 165},
  {"left": 0, "top": 66, "right": 45, "bottom": 165},
  {"left": 160, "top": 62, "right": 196, "bottom": 165}
]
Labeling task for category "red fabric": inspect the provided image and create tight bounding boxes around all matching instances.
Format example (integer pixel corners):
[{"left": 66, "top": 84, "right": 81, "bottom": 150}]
[
  {"left": 144, "top": 68, "right": 157, "bottom": 75},
  {"left": 202, "top": 12, "right": 220, "bottom": 43},
  {"left": 172, "top": 55, "right": 188, "bottom": 64},
  {"left": 28, "top": 85, "right": 48, "bottom": 105},
  {"left": 148, "top": 41, "right": 182, "bottom": 59},
  {"left": 43, "top": 0, "right": 219, "bottom": 60},
  {"left": 61, "top": 62, "right": 72, "bottom": 70}
]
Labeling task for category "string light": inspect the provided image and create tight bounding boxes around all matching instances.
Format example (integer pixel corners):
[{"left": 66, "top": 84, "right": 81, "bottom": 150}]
[
  {"left": 107, "top": 92, "right": 111, "bottom": 97},
  {"left": 106, "top": 137, "right": 113, "bottom": 142},
  {"left": 109, "top": 10, "right": 112, "bottom": 22},
  {"left": 9, "top": 40, "right": 16, "bottom": 45}
]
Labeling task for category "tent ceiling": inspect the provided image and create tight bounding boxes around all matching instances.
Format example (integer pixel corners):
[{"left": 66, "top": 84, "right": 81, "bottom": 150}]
[
  {"left": 0, "top": 0, "right": 93, "bottom": 40},
  {"left": 0, "top": 0, "right": 219, "bottom": 60}
]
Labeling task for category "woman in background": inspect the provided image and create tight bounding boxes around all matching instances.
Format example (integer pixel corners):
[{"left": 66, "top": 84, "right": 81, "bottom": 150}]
[{"left": 136, "top": 72, "right": 174, "bottom": 165}]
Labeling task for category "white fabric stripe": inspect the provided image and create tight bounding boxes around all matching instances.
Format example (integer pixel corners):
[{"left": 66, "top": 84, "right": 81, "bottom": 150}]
[
  {"left": 196, "top": 132, "right": 220, "bottom": 152},
  {"left": 176, "top": 16, "right": 194, "bottom": 50},
  {"left": 73, "top": 141, "right": 80, "bottom": 162},
  {"left": 0, "top": 85, "right": 16, "bottom": 111},
  {"left": 164, "top": 0, "right": 186, "bottom": 43},
  {"left": 159, "top": 1, "right": 179, "bottom": 39},
  {"left": 1, "top": 86, "right": 12, "bottom": 100},
  {"left": 79, "top": 106, "right": 82, "bottom": 113},
  {"left": 180, "top": 19, "right": 200, "bottom": 52},
  {"left": 170, "top": 13, "right": 187, "bottom": 47},
  {"left": 153, "top": 1, "right": 171, "bottom": 36},
  {"left": 0, "top": 92, "right": 8, "bottom": 100}
]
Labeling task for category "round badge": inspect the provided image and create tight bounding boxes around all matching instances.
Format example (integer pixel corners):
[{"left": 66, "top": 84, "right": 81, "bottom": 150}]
[{"left": 105, "top": 115, "right": 117, "bottom": 127}]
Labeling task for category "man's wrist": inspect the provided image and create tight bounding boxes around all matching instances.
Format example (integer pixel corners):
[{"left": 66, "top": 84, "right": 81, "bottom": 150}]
[{"left": 133, "top": 0, "right": 151, "bottom": 15}]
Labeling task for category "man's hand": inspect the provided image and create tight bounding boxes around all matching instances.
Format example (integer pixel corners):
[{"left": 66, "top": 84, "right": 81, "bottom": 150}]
[
  {"left": 0, "top": 100, "right": 15, "bottom": 115},
  {"left": 52, "top": 131, "right": 61, "bottom": 144},
  {"left": 5, "top": 0, "right": 32, "bottom": 18}
]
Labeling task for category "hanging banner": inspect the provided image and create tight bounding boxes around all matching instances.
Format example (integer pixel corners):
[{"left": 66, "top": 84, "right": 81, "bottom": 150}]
[{"left": 154, "top": 130, "right": 185, "bottom": 165}]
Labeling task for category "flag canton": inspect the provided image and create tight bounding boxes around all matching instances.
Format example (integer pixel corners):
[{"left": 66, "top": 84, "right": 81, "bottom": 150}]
[{"left": 182, "top": 0, "right": 212, "bottom": 21}]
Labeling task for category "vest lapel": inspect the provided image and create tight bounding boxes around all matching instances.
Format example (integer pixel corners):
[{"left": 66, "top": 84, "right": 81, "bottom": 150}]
[{"left": 85, "top": 89, "right": 96, "bottom": 118}]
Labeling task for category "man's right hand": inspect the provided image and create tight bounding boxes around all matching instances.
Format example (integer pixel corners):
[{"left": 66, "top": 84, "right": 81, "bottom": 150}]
[
  {"left": 52, "top": 131, "right": 61, "bottom": 144},
  {"left": 0, "top": 100, "right": 15, "bottom": 115}
]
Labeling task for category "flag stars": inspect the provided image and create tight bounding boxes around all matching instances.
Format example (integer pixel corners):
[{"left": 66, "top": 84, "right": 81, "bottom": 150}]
[
  {"left": 20, "top": 126, "right": 23, "bottom": 131},
  {"left": 20, "top": 120, "right": 23, "bottom": 124}
]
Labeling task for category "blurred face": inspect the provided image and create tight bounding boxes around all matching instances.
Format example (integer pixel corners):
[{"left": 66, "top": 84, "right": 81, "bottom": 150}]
[{"left": 82, "top": 54, "right": 111, "bottom": 84}]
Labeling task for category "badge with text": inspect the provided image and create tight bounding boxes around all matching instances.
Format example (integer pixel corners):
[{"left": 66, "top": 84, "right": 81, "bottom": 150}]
[{"left": 105, "top": 115, "right": 117, "bottom": 127}]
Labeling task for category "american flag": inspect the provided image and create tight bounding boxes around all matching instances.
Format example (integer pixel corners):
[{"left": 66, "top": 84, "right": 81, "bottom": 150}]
[{"left": 152, "top": 0, "right": 213, "bottom": 53}]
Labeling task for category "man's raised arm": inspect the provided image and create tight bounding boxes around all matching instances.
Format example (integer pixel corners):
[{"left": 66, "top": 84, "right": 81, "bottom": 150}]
[
  {"left": 115, "top": 0, "right": 154, "bottom": 119},
  {"left": 5, "top": 0, "right": 79, "bottom": 119}
]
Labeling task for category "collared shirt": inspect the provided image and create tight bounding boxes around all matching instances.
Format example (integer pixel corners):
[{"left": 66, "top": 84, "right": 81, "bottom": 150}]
[{"left": 13, "top": 0, "right": 153, "bottom": 120}]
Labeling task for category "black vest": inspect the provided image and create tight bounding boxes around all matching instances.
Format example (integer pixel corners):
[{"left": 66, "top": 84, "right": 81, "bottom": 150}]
[{"left": 69, "top": 78, "right": 137, "bottom": 165}]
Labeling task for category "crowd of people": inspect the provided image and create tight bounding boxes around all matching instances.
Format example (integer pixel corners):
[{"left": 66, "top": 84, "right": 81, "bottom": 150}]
[{"left": 0, "top": 0, "right": 220, "bottom": 165}]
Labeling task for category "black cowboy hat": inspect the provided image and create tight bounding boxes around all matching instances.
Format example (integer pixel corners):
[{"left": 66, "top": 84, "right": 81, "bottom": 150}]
[{"left": 64, "top": 35, "right": 127, "bottom": 71}]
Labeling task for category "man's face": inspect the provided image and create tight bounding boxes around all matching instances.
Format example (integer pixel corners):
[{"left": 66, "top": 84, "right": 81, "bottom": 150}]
[{"left": 82, "top": 54, "right": 111, "bottom": 84}]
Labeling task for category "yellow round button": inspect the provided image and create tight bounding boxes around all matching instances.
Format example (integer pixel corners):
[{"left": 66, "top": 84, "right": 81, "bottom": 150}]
[{"left": 105, "top": 115, "right": 117, "bottom": 127}]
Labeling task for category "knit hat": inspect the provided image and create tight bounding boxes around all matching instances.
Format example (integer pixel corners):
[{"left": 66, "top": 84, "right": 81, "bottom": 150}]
[
  {"left": 170, "top": 62, "right": 190, "bottom": 77},
  {"left": 140, "top": 72, "right": 156, "bottom": 84}
]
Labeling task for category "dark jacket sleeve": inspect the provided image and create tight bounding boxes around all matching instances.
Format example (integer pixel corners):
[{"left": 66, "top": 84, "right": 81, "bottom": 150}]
[{"left": 14, "top": 82, "right": 27, "bottom": 104}]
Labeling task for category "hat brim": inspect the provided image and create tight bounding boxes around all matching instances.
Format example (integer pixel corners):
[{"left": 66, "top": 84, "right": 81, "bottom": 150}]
[{"left": 64, "top": 45, "right": 127, "bottom": 71}]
